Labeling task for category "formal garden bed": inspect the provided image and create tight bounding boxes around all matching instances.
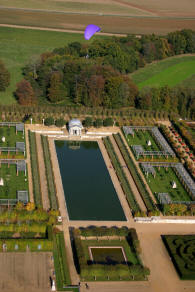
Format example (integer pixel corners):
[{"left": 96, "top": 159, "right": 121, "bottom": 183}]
[
  {"left": 143, "top": 167, "right": 192, "bottom": 202},
  {"left": 72, "top": 227, "right": 149, "bottom": 281},
  {"left": 0, "top": 163, "right": 28, "bottom": 200},
  {"left": 162, "top": 235, "right": 195, "bottom": 280},
  {"left": 123, "top": 127, "right": 177, "bottom": 162},
  {"left": 0, "top": 125, "right": 25, "bottom": 158}
]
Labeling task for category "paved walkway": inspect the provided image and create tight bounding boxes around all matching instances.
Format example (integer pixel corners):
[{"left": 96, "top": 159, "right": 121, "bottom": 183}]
[
  {"left": 110, "top": 135, "right": 147, "bottom": 212},
  {"left": 48, "top": 138, "right": 79, "bottom": 284},
  {"left": 36, "top": 133, "right": 50, "bottom": 210}
]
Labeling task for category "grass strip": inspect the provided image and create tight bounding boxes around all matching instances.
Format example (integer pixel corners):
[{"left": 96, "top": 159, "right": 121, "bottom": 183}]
[
  {"left": 114, "top": 133, "right": 156, "bottom": 212},
  {"left": 28, "top": 130, "right": 42, "bottom": 206},
  {"left": 103, "top": 137, "right": 140, "bottom": 214},
  {"left": 53, "top": 232, "right": 71, "bottom": 290},
  {"left": 41, "top": 135, "right": 58, "bottom": 210}
]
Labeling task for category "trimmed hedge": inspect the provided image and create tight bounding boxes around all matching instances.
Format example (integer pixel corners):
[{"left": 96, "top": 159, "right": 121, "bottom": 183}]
[
  {"left": 162, "top": 235, "right": 195, "bottom": 280},
  {"left": 114, "top": 133, "right": 157, "bottom": 213},
  {"left": 28, "top": 131, "right": 42, "bottom": 206},
  {"left": 53, "top": 232, "right": 71, "bottom": 290},
  {"left": 73, "top": 227, "right": 149, "bottom": 281},
  {"left": 103, "top": 136, "right": 140, "bottom": 214},
  {"left": 41, "top": 135, "right": 58, "bottom": 210},
  {"left": 0, "top": 238, "right": 53, "bottom": 252}
]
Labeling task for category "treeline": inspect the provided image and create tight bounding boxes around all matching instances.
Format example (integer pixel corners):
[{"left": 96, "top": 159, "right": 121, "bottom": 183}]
[
  {"left": 137, "top": 86, "right": 195, "bottom": 120},
  {"left": 12, "top": 29, "right": 195, "bottom": 116}
]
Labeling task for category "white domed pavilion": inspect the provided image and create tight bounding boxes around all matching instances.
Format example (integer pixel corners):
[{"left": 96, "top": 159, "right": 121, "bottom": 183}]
[{"left": 68, "top": 119, "right": 83, "bottom": 136}]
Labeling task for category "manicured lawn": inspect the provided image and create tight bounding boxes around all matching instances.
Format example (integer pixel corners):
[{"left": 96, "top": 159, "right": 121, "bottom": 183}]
[
  {"left": 126, "top": 130, "right": 160, "bottom": 151},
  {"left": 82, "top": 240, "right": 138, "bottom": 265},
  {"left": 0, "top": 164, "right": 28, "bottom": 199},
  {"left": 144, "top": 167, "right": 192, "bottom": 202},
  {"left": 91, "top": 247, "right": 126, "bottom": 264},
  {"left": 73, "top": 227, "right": 148, "bottom": 282},
  {"left": 162, "top": 235, "right": 195, "bottom": 280},
  {"left": 131, "top": 56, "right": 195, "bottom": 89},
  {"left": 0, "top": 27, "right": 101, "bottom": 105},
  {"left": 0, "top": 126, "right": 24, "bottom": 147}
]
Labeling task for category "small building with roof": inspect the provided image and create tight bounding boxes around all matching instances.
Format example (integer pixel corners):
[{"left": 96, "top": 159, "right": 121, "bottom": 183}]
[{"left": 68, "top": 119, "right": 83, "bottom": 136}]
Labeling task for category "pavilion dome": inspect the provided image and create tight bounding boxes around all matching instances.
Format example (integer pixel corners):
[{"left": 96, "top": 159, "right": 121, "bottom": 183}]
[{"left": 68, "top": 119, "right": 83, "bottom": 128}]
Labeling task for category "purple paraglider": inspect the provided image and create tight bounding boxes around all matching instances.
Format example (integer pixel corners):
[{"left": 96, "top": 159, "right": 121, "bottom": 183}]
[{"left": 84, "top": 24, "right": 101, "bottom": 40}]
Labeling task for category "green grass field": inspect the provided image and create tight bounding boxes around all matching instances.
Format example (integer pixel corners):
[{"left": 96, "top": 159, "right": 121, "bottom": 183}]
[
  {"left": 0, "top": 164, "right": 28, "bottom": 199},
  {"left": 0, "top": 126, "right": 24, "bottom": 147},
  {"left": 0, "top": 27, "right": 103, "bottom": 105},
  {"left": 144, "top": 167, "right": 192, "bottom": 202},
  {"left": 126, "top": 130, "right": 160, "bottom": 152},
  {"left": 131, "top": 56, "right": 195, "bottom": 90}
]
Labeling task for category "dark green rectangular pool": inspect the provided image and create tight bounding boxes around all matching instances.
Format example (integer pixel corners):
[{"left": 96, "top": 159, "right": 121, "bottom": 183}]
[{"left": 55, "top": 140, "right": 126, "bottom": 221}]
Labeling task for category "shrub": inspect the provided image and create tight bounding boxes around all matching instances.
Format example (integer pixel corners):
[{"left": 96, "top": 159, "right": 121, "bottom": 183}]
[
  {"left": 55, "top": 118, "right": 65, "bottom": 127},
  {"left": 44, "top": 117, "right": 54, "bottom": 126},
  {"left": 103, "top": 118, "right": 114, "bottom": 127}
]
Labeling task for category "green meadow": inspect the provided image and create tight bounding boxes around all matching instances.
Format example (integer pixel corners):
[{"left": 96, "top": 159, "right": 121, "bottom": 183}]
[
  {"left": 131, "top": 55, "right": 195, "bottom": 90},
  {"left": 0, "top": 27, "right": 103, "bottom": 105}
]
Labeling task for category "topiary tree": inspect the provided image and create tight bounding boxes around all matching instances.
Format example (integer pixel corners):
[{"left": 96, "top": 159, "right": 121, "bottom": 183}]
[
  {"left": 94, "top": 118, "right": 103, "bottom": 128},
  {"left": 55, "top": 118, "right": 65, "bottom": 127},
  {"left": 103, "top": 118, "right": 114, "bottom": 127},
  {"left": 84, "top": 117, "right": 93, "bottom": 127},
  {"left": 44, "top": 117, "right": 54, "bottom": 126}
]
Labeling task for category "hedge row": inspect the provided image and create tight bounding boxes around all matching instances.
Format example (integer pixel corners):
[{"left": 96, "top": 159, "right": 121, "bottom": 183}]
[
  {"left": 114, "top": 133, "right": 157, "bottom": 213},
  {"left": 0, "top": 209, "right": 50, "bottom": 223},
  {"left": 41, "top": 135, "right": 58, "bottom": 210},
  {"left": 53, "top": 232, "right": 71, "bottom": 290},
  {"left": 162, "top": 235, "right": 195, "bottom": 280},
  {"left": 28, "top": 131, "right": 42, "bottom": 206},
  {"left": 0, "top": 239, "right": 53, "bottom": 252},
  {"left": 103, "top": 137, "right": 140, "bottom": 214},
  {"left": 73, "top": 231, "right": 149, "bottom": 281},
  {"left": 79, "top": 226, "right": 129, "bottom": 237},
  {"left": 0, "top": 223, "right": 46, "bottom": 233}
]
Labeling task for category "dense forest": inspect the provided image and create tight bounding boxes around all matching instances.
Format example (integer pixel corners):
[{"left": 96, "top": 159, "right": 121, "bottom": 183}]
[{"left": 9, "top": 29, "right": 195, "bottom": 118}]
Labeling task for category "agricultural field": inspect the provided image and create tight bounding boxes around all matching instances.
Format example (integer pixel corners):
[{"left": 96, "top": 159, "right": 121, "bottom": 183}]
[
  {"left": 1, "top": 0, "right": 195, "bottom": 17},
  {"left": 0, "top": 164, "right": 28, "bottom": 199},
  {"left": 143, "top": 167, "right": 192, "bottom": 202},
  {"left": 0, "top": 0, "right": 151, "bottom": 16},
  {"left": 131, "top": 55, "right": 195, "bottom": 90},
  {"left": 0, "top": 9, "right": 195, "bottom": 37},
  {"left": 0, "top": 27, "right": 101, "bottom": 105},
  {"left": 162, "top": 235, "right": 195, "bottom": 280}
]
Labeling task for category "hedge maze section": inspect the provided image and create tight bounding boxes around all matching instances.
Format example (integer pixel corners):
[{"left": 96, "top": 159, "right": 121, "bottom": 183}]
[{"left": 163, "top": 235, "right": 195, "bottom": 280}]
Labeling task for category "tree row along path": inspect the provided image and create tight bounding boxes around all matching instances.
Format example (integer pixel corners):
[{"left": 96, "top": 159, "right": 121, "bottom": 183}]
[
  {"left": 35, "top": 133, "right": 50, "bottom": 210},
  {"left": 25, "top": 125, "right": 34, "bottom": 203},
  {"left": 109, "top": 135, "right": 147, "bottom": 212},
  {"left": 119, "top": 129, "right": 158, "bottom": 205}
]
